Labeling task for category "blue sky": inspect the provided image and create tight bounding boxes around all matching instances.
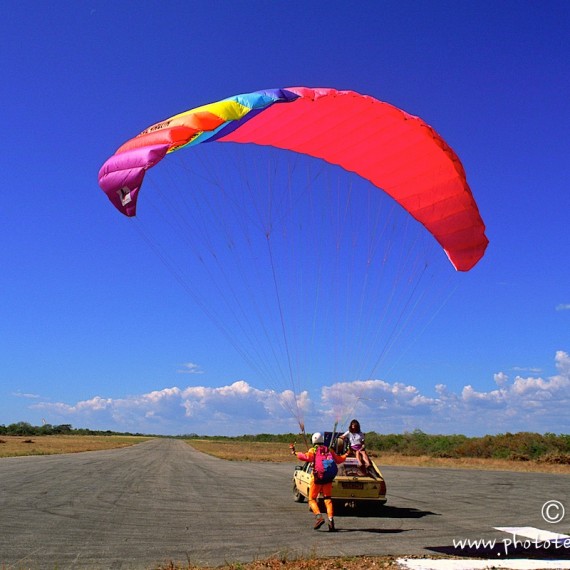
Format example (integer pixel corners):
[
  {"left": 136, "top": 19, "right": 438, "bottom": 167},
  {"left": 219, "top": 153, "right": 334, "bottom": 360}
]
[{"left": 1, "top": 1, "right": 569, "bottom": 437}]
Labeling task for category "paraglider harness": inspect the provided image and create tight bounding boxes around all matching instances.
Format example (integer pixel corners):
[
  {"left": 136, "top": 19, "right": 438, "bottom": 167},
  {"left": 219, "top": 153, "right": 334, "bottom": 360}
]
[{"left": 312, "top": 444, "right": 338, "bottom": 484}]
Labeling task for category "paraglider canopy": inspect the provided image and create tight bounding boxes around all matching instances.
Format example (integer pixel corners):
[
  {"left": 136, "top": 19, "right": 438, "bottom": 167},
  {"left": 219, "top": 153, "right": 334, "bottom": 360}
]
[
  {"left": 98, "top": 87, "right": 488, "bottom": 271},
  {"left": 98, "top": 87, "right": 489, "bottom": 434}
]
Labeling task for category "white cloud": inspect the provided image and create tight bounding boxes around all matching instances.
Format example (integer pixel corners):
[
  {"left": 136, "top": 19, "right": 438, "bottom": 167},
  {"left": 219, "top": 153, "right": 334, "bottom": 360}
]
[
  {"left": 33, "top": 381, "right": 310, "bottom": 436},
  {"left": 494, "top": 372, "right": 509, "bottom": 387},
  {"left": 511, "top": 366, "right": 542, "bottom": 374},
  {"left": 555, "top": 304, "right": 570, "bottom": 311},
  {"left": 318, "top": 352, "right": 570, "bottom": 434},
  {"left": 31, "top": 351, "right": 570, "bottom": 436},
  {"left": 12, "top": 391, "right": 41, "bottom": 399},
  {"left": 461, "top": 384, "right": 506, "bottom": 406},
  {"left": 177, "top": 362, "right": 204, "bottom": 374}
]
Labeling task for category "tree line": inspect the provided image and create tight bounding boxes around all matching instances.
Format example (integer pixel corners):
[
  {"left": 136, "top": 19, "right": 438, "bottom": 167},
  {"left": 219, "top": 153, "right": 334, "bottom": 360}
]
[
  {"left": 0, "top": 422, "right": 146, "bottom": 437},
  {"left": 364, "top": 429, "right": 570, "bottom": 462},
  {"left": 188, "top": 429, "right": 570, "bottom": 463},
  {"left": 3, "top": 423, "right": 570, "bottom": 463}
]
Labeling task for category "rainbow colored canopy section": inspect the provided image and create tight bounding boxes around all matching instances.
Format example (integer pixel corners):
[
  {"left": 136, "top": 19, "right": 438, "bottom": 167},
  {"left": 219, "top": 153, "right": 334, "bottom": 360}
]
[{"left": 98, "top": 87, "right": 488, "bottom": 271}]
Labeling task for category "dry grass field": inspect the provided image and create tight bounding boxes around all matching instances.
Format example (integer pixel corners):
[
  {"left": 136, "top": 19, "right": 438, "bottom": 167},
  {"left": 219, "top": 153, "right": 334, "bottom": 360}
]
[
  {"left": 0, "top": 434, "right": 150, "bottom": 457},
  {"left": 2, "top": 434, "right": 568, "bottom": 475},
  {"left": 158, "top": 555, "right": 403, "bottom": 570},
  {"left": 371, "top": 451, "right": 570, "bottom": 474},
  {"left": 187, "top": 439, "right": 570, "bottom": 474}
]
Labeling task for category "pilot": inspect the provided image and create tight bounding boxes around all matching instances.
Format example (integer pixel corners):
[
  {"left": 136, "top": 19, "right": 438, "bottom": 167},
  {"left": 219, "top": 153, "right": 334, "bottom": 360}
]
[{"left": 290, "top": 432, "right": 347, "bottom": 532}]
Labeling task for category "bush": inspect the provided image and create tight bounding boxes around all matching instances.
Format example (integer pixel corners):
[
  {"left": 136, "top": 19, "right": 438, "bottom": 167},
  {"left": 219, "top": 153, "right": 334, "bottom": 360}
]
[
  {"left": 537, "top": 452, "right": 570, "bottom": 465},
  {"left": 363, "top": 430, "right": 570, "bottom": 462}
]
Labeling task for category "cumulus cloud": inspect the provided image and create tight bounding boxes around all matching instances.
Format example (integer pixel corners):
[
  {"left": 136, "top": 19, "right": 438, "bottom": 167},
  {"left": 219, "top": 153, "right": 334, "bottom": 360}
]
[
  {"left": 33, "top": 381, "right": 311, "bottom": 436},
  {"left": 318, "top": 352, "right": 570, "bottom": 434},
  {"left": 494, "top": 372, "right": 509, "bottom": 387},
  {"left": 31, "top": 352, "right": 570, "bottom": 436}
]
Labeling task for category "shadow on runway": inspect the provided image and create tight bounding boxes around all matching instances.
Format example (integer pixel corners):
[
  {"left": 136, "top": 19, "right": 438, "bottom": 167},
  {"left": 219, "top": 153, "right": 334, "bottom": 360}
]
[
  {"left": 333, "top": 503, "right": 439, "bottom": 519},
  {"left": 333, "top": 527, "right": 410, "bottom": 535}
]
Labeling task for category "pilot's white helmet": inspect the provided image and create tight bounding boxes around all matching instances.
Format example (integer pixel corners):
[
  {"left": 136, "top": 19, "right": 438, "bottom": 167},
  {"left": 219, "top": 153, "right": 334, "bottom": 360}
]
[{"left": 312, "top": 432, "right": 324, "bottom": 445}]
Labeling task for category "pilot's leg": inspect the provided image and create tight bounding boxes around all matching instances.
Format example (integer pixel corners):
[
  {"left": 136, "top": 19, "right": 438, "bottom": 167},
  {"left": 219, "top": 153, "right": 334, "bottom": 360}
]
[{"left": 308, "top": 482, "right": 325, "bottom": 529}]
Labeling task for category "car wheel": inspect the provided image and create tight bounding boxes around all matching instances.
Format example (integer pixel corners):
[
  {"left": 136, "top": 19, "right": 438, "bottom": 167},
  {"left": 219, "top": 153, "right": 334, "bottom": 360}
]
[{"left": 293, "top": 482, "right": 306, "bottom": 503}]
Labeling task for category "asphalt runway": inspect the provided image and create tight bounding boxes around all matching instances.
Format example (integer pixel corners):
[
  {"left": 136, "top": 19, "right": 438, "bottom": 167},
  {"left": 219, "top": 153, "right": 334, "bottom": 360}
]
[{"left": 1, "top": 438, "right": 568, "bottom": 569}]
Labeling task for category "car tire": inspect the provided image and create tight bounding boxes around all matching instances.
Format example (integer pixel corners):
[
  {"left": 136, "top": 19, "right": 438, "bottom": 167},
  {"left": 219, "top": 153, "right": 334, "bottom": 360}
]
[{"left": 293, "top": 483, "right": 306, "bottom": 503}]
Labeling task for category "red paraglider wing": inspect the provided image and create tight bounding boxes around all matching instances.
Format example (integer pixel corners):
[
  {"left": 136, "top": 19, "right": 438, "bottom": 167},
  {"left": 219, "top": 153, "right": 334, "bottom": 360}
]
[
  {"left": 217, "top": 87, "right": 488, "bottom": 271},
  {"left": 98, "top": 87, "right": 488, "bottom": 271}
]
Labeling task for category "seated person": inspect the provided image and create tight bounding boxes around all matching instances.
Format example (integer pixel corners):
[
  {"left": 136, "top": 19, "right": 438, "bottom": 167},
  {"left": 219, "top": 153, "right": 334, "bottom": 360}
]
[{"left": 338, "top": 419, "right": 371, "bottom": 468}]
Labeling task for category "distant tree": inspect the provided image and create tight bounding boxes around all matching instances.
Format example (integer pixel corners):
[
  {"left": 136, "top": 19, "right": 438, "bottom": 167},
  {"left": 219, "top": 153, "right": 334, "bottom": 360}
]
[{"left": 7, "top": 422, "right": 35, "bottom": 436}]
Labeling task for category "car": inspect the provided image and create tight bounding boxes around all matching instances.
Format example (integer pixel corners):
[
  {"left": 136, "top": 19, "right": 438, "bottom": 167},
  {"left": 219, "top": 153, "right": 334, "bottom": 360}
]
[{"left": 292, "top": 433, "right": 387, "bottom": 511}]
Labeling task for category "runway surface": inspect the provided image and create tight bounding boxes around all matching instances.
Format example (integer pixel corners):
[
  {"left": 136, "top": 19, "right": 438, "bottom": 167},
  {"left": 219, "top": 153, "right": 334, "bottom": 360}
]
[{"left": 1, "top": 438, "right": 568, "bottom": 569}]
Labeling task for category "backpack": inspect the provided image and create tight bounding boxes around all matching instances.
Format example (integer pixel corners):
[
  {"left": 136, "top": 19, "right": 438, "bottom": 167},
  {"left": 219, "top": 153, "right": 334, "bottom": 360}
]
[{"left": 313, "top": 445, "right": 338, "bottom": 483}]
